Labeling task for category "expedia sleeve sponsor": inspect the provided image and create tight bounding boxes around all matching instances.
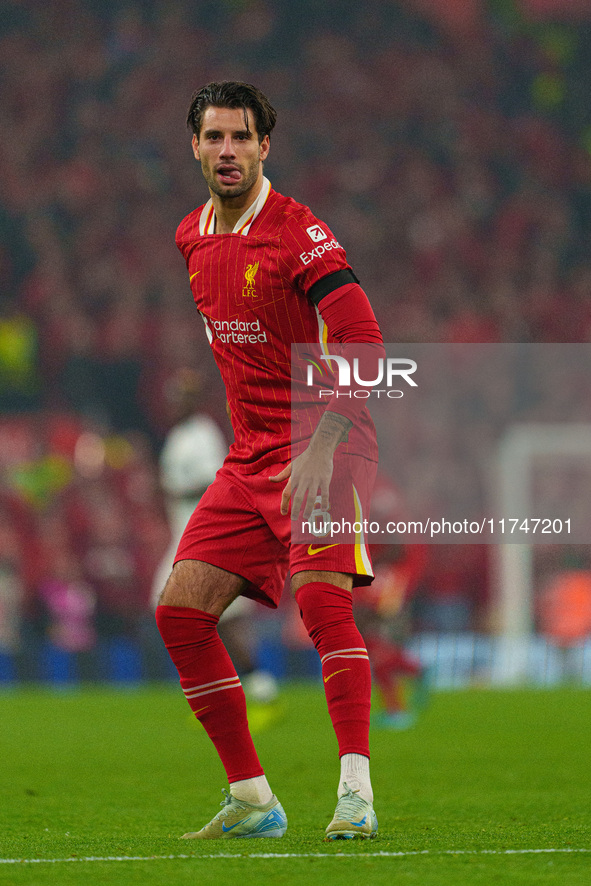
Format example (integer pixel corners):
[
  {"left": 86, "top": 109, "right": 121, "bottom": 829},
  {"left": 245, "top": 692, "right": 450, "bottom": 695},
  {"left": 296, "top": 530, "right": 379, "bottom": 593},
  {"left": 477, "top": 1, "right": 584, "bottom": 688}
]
[
  {"left": 299, "top": 238, "right": 343, "bottom": 266},
  {"left": 278, "top": 207, "right": 351, "bottom": 296}
]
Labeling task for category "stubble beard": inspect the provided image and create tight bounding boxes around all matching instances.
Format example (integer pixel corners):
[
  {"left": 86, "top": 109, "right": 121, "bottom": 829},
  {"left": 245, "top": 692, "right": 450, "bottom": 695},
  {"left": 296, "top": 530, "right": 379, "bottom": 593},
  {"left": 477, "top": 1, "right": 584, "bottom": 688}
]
[{"left": 204, "top": 160, "right": 261, "bottom": 202}]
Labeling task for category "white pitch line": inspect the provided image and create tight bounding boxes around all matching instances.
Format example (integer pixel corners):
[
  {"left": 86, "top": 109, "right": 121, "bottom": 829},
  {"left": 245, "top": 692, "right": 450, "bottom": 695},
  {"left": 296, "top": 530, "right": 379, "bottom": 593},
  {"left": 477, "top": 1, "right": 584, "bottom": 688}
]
[{"left": 0, "top": 849, "right": 589, "bottom": 865}]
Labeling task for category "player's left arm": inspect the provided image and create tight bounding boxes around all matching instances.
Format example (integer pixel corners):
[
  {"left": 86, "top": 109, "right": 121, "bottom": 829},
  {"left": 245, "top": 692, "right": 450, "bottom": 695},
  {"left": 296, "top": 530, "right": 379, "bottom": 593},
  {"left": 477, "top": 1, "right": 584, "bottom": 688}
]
[
  {"left": 272, "top": 273, "right": 385, "bottom": 520},
  {"left": 273, "top": 408, "right": 351, "bottom": 520},
  {"left": 311, "top": 274, "right": 385, "bottom": 426}
]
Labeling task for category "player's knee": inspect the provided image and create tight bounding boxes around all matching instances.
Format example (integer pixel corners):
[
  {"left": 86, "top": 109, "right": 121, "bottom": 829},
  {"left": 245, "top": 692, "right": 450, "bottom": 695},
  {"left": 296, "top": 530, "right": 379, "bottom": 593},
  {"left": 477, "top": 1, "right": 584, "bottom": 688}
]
[{"left": 295, "top": 581, "right": 354, "bottom": 644}]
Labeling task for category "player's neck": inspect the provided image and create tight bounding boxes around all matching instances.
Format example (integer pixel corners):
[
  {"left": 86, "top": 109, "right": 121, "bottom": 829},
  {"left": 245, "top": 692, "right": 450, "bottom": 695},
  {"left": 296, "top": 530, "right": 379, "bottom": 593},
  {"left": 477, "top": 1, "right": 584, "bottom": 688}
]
[{"left": 211, "top": 175, "right": 264, "bottom": 234}]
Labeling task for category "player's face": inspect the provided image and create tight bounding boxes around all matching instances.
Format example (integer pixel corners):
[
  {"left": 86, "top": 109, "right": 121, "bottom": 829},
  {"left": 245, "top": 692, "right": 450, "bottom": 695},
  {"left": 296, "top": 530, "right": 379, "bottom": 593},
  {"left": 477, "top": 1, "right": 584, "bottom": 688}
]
[{"left": 193, "top": 106, "right": 270, "bottom": 202}]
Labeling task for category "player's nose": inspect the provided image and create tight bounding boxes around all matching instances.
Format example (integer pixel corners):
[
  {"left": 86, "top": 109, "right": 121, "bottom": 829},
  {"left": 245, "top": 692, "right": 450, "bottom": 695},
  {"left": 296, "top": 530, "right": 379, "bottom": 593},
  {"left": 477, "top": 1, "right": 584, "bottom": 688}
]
[{"left": 219, "top": 135, "right": 236, "bottom": 158}]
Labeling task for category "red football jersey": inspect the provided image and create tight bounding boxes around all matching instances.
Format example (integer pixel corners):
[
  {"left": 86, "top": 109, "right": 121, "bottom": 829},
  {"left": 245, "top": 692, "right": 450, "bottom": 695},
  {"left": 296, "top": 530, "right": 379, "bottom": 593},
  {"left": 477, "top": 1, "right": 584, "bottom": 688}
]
[{"left": 176, "top": 178, "right": 378, "bottom": 471}]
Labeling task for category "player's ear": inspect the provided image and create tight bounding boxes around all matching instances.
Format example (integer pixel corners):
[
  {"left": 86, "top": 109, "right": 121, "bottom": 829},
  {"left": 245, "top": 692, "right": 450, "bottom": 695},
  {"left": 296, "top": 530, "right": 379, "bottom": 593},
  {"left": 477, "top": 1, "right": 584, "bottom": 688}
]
[
  {"left": 259, "top": 134, "right": 270, "bottom": 163},
  {"left": 192, "top": 133, "right": 200, "bottom": 161}
]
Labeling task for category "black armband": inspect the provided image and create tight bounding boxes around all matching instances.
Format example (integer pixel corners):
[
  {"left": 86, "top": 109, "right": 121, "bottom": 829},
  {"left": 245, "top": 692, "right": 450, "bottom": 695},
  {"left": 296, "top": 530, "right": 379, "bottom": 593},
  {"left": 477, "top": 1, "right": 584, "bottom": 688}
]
[{"left": 306, "top": 269, "right": 360, "bottom": 306}]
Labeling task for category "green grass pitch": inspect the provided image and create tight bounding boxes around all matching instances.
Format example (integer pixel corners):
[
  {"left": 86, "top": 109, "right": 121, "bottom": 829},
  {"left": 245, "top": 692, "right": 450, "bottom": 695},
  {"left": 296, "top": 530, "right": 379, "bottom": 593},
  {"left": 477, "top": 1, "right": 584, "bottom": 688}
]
[{"left": 1, "top": 683, "right": 589, "bottom": 885}]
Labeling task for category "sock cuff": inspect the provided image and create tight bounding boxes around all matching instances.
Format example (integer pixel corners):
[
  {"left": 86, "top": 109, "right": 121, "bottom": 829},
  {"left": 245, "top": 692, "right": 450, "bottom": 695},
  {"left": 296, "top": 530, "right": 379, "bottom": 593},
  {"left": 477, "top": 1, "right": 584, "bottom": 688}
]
[
  {"left": 340, "top": 751, "right": 370, "bottom": 765},
  {"left": 155, "top": 606, "right": 220, "bottom": 651},
  {"left": 155, "top": 604, "right": 219, "bottom": 625},
  {"left": 294, "top": 581, "right": 352, "bottom": 609}
]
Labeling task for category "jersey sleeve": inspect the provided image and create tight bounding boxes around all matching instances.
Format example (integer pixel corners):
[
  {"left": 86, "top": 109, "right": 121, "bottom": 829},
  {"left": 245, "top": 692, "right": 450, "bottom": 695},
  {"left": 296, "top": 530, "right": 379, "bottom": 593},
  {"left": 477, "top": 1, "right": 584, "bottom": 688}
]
[
  {"left": 175, "top": 208, "right": 202, "bottom": 265},
  {"left": 278, "top": 206, "right": 352, "bottom": 295},
  {"left": 316, "top": 283, "right": 385, "bottom": 425},
  {"left": 316, "top": 282, "right": 383, "bottom": 344}
]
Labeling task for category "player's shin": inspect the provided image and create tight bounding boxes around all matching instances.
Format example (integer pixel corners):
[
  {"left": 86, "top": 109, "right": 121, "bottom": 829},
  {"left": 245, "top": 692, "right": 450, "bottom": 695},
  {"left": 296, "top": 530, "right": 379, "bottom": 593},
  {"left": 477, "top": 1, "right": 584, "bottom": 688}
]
[
  {"left": 155, "top": 605, "right": 265, "bottom": 784},
  {"left": 294, "top": 582, "right": 373, "bottom": 801}
]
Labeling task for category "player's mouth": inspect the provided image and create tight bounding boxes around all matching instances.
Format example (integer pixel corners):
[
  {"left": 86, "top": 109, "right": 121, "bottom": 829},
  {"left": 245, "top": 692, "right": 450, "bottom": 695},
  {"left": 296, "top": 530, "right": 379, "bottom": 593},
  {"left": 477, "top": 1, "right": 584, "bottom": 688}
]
[{"left": 216, "top": 165, "right": 242, "bottom": 185}]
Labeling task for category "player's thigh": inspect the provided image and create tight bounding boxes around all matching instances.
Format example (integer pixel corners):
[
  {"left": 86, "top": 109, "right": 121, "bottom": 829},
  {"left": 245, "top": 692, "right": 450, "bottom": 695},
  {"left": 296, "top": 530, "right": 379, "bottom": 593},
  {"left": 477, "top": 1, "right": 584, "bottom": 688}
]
[{"left": 159, "top": 559, "right": 248, "bottom": 616}]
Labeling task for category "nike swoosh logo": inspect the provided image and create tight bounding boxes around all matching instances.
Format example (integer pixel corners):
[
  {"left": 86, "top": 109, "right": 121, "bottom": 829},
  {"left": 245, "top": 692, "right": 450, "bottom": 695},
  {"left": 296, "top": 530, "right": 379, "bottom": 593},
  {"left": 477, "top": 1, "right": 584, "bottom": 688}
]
[
  {"left": 190, "top": 270, "right": 201, "bottom": 281},
  {"left": 351, "top": 815, "right": 368, "bottom": 827},
  {"left": 324, "top": 668, "right": 350, "bottom": 683},
  {"left": 222, "top": 816, "right": 251, "bottom": 832},
  {"left": 193, "top": 706, "right": 210, "bottom": 715},
  {"left": 307, "top": 543, "right": 339, "bottom": 555}
]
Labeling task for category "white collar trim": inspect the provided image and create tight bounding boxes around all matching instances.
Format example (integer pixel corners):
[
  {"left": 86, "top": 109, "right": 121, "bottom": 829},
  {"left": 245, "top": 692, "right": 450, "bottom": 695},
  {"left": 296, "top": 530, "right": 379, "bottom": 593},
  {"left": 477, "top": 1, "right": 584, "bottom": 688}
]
[{"left": 199, "top": 177, "right": 271, "bottom": 236}]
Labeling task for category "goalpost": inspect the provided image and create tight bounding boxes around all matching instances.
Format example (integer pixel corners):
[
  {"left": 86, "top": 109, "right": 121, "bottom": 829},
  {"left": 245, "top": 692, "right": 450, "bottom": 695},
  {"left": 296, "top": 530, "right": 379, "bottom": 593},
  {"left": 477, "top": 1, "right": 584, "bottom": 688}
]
[{"left": 493, "top": 423, "right": 591, "bottom": 684}]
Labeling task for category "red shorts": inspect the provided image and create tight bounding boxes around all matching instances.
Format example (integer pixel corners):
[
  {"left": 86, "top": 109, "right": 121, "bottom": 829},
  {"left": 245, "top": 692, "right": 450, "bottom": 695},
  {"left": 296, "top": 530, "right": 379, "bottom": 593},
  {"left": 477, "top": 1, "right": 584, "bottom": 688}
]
[{"left": 174, "top": 454, "right": 376, "bottom": 608}]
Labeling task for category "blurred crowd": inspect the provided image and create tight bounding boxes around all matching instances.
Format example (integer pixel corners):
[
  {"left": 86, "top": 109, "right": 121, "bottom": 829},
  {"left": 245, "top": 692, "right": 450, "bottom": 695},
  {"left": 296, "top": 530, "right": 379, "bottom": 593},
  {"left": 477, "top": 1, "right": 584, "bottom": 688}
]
[{"left": 2, "top": 0, "right": 591, "bottom": 677}]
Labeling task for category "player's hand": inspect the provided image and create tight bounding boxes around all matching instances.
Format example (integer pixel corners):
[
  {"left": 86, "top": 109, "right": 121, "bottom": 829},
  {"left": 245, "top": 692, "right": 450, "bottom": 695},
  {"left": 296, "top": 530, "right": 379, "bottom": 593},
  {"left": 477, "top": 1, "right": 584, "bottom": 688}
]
[
  {"left": 270, "top": 411, "right": 347, "bottom": 520},
  {"left": 270, "top": 448, "right": 333, "bottom": 521}
]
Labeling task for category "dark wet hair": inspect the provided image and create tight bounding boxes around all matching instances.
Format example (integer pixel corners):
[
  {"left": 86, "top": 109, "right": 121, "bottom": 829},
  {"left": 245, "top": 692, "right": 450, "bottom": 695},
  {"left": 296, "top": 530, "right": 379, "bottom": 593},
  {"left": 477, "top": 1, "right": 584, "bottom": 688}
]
[{"left": 186, "top": 81, "right": 277, "bottom": 143}]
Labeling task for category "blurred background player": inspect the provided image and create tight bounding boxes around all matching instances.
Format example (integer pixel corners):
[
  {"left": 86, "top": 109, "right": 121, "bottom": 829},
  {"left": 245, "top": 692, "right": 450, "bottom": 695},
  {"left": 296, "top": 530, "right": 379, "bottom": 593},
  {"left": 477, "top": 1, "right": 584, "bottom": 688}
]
[
  {"left": 150, "top": 367, "right": 227, "bottom": 604},
  {"left": 151, "top": 367, "right": 279, "bottom": 708},
  {"left": 537, "top": 552, "right": 591, "bottom": 680},
  {"left": 355, "top": 475, "right": 430, "bottom": 729}
]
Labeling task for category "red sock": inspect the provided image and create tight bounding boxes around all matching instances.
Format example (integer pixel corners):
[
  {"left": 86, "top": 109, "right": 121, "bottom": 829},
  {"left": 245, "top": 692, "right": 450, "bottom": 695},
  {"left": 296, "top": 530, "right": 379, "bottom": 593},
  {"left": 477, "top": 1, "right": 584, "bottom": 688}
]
[
  {"left": 295, "top": 582, "right": 371, "bottom": 757},
  {"left": 155, "top": 605, "right": 264, "bottom": 783}
]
